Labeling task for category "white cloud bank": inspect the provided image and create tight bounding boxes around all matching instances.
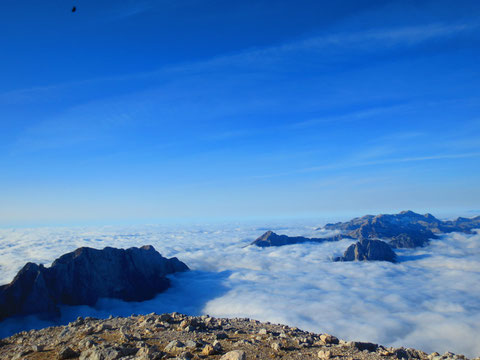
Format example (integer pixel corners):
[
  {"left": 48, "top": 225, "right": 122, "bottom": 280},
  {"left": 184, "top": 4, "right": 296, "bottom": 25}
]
[{"left": 0, "top": 221, "right": 479, "bottom": 357}]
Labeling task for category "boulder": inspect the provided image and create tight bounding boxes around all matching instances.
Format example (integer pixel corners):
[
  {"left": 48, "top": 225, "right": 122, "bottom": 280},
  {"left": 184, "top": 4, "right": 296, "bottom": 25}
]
[
  {"left": 320, "top": 334, "right": 339, "bottom": 345},
  {"left": 57, "top": 346, "right": 79, "bottom": 359},
  {"left": 164, "top": 340, "right": 185, "bottom": 353},
  {"left": 318, "top": 350, "right": 332, "bottom": 359},
  {"left": 201, "top": 344, "right": 215, "bottom": 356},
  {"left": 349, "top": 341, "right": 379, "bottom": 352},
  {"left": 220, "top": 350, "right": 246, "bottom": 360},
  {"left": 0, "top": 245, "right": 189, "bottom": 321}
]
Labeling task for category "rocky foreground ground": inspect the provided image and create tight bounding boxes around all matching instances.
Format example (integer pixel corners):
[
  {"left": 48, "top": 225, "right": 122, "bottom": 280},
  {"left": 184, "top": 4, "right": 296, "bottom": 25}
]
[{"left": 1, "top": 313, "right": 477, "bottom": 360}]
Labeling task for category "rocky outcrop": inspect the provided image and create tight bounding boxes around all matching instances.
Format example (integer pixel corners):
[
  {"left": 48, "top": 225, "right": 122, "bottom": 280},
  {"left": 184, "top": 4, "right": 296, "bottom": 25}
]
[
  {"left": 0, "top": 245, "right": 189, "bottom": 321},
  {"left": 324, "top": 211, "right": 480, "bottom": 248},
  {"left": 0, "top": 313, "right": 473, "bottom": 360},
  {"left": 334, "top": 240, "right": 397, "bottom": 263},
  {"left": 251, "top": 231, "right": 347, "bottom": 247}
]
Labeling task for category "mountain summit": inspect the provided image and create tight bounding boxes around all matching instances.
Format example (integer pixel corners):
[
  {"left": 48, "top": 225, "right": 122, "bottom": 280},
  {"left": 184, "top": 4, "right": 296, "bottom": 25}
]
[
  {"left": 252, "top": 231, "right": 346, "bottom": 247},
  {"left": 0, "top": 245, "right": 189, "bottom": 321},
  {"left": 324, "top": 211, "right": 480, "bottom": 248}
]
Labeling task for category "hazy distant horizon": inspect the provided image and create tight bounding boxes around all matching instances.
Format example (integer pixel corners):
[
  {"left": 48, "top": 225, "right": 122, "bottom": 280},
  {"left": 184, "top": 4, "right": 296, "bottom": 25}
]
[{"left": 1, "top": 207, "right": 479, "bottom": 229}]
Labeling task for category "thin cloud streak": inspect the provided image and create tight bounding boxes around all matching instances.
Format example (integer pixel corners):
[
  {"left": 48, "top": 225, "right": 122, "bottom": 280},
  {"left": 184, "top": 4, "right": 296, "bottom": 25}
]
[
  {"left": 1, "top": 22, "right": 476, "bottom": 104},
  {"left": 251, "top": 152, "right": 480, "bottom": 180},
  {"left": 303, "top": 152, "right": 480, "bottom": 172},
  {"left": 180, "top": 22, "right": 478, "bottom": 70},
  {"left": 288, "top": 104, "right": 409, "bottom": 129}
]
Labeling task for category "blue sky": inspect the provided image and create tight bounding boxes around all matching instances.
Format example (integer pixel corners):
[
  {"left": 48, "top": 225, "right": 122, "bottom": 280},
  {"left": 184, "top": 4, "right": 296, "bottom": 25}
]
[{"left": 1, "top": 0, "right": 479, "bottom": 226}]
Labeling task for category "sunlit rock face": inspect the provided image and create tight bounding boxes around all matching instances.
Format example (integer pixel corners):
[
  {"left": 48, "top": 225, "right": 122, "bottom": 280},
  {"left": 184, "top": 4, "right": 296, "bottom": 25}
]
[
  {"left": 324, "top": 210, "right": 480, "bottom": 248},
  {"left": 252, "top": 212, "right": 480, "bottom": 250},
  {"left": 0, "top": 245, "right": 189, "bottom": 321}
]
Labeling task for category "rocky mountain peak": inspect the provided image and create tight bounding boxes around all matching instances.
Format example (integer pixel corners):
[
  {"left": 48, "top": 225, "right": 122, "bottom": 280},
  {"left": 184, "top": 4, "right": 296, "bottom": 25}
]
[
  {"left": 0, "top": 246, "right": 189, "bottom": 322},
  {"left": 335, "top": 239, "right": 397, "bottom": 263},
  {"left": 251, "top": 231, "right": 346, "bottom": 247}
]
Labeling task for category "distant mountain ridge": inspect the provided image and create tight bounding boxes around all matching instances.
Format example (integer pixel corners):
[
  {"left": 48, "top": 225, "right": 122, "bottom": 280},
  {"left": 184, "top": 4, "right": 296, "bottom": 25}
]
[
  {"left": 324, "top": 210, "right": 480, "bottom": 248},
  {"left": 251, "top": 211, "right": 480, "bottom": 262},
  {"left": 252, "top": 230, "right": 347, "bottom": 247}
]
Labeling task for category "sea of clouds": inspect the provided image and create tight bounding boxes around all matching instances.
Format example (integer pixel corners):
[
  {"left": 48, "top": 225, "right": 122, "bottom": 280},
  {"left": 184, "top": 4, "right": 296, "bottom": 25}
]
[{"left": 0, "top": 220, "right": 479, "bottom": 357}]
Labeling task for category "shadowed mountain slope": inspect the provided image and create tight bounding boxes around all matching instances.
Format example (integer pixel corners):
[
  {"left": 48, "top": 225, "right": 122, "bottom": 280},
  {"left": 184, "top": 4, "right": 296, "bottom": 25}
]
[{"left": 0, "top": 245, "right": 189, "bottom": 321}]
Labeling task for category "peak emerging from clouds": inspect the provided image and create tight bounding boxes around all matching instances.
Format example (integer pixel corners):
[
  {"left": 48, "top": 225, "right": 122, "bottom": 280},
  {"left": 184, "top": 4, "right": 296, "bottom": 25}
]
[
  {"left": 324, "top": 210, "right": 480, "bottom": 248},
  {"left": 251, "top": 211, "right": 480, "bottom": 250},
  {"left": 0, "top": 245, "right": 189, "bottom": 321}
]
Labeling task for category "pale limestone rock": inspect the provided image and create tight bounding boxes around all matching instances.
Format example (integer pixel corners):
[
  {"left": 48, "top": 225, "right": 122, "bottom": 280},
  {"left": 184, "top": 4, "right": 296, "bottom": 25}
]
[
  {"left": 201, "top": 344, "right": 215, "bottom": 356},
  {"left": 220, "top": 350, "right": 246, "bottom": 360},
  {"left": 318, "top": 350, "right": 332, "bottom": 359}
]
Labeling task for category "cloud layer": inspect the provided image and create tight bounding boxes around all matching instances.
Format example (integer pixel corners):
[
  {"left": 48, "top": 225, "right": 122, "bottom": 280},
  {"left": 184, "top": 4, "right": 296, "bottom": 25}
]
[{"left": 0, "top": 221, "right": 479, "bottom": 357}]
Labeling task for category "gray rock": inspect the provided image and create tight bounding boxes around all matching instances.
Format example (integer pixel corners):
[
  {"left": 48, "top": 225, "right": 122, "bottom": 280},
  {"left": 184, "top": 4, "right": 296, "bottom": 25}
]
[
  {"left": 394, "top": 348, "right": 411, "bottom": 359},
  {"left": 271, "top": 342, "right": 282, "bottom": 351},
  {"left": 79, "top": 347, "right": 126, "bottom": 360},
  {"left": 32, "top": 344, "right": 44, "bottom": 352},
  {"left": 318, "top": 350, "right": 332, "bottom": 359},
  {"left": 201, "top": 344, "right": 215, "bottom": 355},
  {"left": 158, "top": 314, "right": 173, "bottom": 323},
  {"left": 184, "top": 340, "right": 199, "bottom": 349},
  {"left": 349, "top": 341, "right": 378, "bottom": 352},
  {"left": 320, "top": 334, "right": 339, "bottom": 345},
  {"left": 216, "top": 332, "right": 228, "bottom": 340},
  {"left": 164, "top": 340, "right": 185, "bottom": 353},
  {"left": 213, "top": 340, "right": 223, "bottom": 352},
  {"left": 135, "top": 346, "right": 163, "bottom": 360},
  {"left": 0, "top": 245, "right": 189, "bottom": 321},
  {"left": 175, "top": 355, "right": 192, "bottom": 360},
  {"left": 58, "top": 346, "right": 79, "bottom": 359},
  {"left": 220, "top": 350, "right": 246, "bottom": 360}
]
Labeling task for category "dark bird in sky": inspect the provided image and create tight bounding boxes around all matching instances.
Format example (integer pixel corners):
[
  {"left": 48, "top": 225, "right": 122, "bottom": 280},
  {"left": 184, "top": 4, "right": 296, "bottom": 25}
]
[{"left": 72, "top": 6, "right": 76, "bottom": 12}]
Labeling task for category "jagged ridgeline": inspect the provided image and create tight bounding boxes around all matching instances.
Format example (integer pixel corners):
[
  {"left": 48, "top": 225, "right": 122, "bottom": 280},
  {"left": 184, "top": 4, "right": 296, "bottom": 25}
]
[
  {"left": 251, "top": 210, "right": 480, "bottom": 262},
  {"left": 0, "top": 245, "right": 189, "bottom": 321},
  {"left": 0, "top": 313, "right": 470, "bottom": 360}
]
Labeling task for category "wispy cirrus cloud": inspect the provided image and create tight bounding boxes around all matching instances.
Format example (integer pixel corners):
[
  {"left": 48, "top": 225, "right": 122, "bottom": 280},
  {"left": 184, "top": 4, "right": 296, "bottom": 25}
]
[
  {"left": 178, "top": 22, "right": 479, "bottom": 71},
  {"left": 1, "top": 20, "right": 476, "bottom": 104},
  {"left": 288, "top": 104, "right": 409, "bottom": 129},
  {"left": 250, "top": 152, "right": 480, "bottom": 180},
  {"left": 307, "top": 23, "right": 478, "bottom": 48},
  {"left": 303, "top": 152, "right": 480, "bottom": 173}
]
